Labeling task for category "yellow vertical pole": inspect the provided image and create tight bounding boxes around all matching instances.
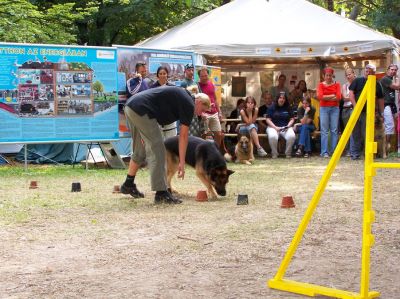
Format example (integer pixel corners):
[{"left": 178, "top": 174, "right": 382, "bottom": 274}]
[
  {"left": 270, "top": 78, "right": 369, "bottom": 282},
  {"left": 360, "top": 76, "right": 377, "bottom": 297}
]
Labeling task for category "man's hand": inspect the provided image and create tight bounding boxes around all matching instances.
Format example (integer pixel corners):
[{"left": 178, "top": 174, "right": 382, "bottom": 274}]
[{"left": 177, "top": 162, "right": 185, "bottom": 179}]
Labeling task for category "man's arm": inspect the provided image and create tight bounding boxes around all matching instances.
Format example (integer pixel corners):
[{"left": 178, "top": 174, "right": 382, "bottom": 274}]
[
  {"left": 349, "top": 90, "right": 356, "bottom": 107},
  {"left": 178, "top": 124, "right": 189, "bottom": 179}
]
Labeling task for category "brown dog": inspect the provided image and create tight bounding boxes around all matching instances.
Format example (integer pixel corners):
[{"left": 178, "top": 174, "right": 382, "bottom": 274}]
[
  {"left": 374, "top": 115, "right": 387, "bottom": 159},
  {"left": 164, "top": 136, "right": 234, "bottom": 199},
  {"left": 235, "top": 135, "right": 254, "bottom": 165}
]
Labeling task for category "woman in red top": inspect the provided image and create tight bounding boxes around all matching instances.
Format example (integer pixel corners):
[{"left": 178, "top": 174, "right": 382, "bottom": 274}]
[{"left": 317, "top": 67, "right": 341, "bottom": 157}]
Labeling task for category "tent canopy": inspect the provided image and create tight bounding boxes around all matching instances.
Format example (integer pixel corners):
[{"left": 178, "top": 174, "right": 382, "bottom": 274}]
[{"left": 137, "top": 0, "right": 400, "bottom": 65}]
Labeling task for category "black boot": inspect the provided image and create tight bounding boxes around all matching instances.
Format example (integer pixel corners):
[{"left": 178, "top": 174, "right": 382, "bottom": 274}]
[
  {"left": 154, "top": 191, "right": 182, "bottom": 204},
  {"left": 121, "top": 183, "right": 144, "bottom": 198}
]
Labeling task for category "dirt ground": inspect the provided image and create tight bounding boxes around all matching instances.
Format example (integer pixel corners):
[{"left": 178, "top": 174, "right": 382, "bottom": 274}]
[{"left": 0, "top": 156, "right": 399, "bottom": 298}]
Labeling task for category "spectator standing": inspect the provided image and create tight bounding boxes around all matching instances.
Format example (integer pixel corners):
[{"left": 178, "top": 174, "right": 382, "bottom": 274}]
[
  {"left": 197, "top": 67, "right": 223, "bottom": 149},
  {"left": 180, "top": 64, "right": 195, "bottom": 89},
  {"left": 317, "top": 67, "right": 341, "bottom": 158},
  {"left": 238, "top": 96, "right": 268, "bottom": 157},
  {"left": 348, "top": 64, "right": 384, "bottom": 160},
  {"left": 266, "top": 92, "right": 296, "bottom": 158},
  {"left": 341, "top": 68, "right": 356, "bottom": 156},
  {"left": 380, "top": 64, "right": 400, "bottom": 153},
  {"left": 295, "top": 97, "right": 316, "bottom": 158},
  {"left": 289, "top": 80, "right": 307, "bottom": 112},
  {"left": 150, "top": 66, "right": 177, "bottom": 139},
  {"left": 269, "top": 74, "right": 290, "bottom": 100},
  {"left": 120, "top": 86, "right": 210, "bottom": 204},
  {"left": 126, "top": 62, "right": 150, "bottom": 96}
]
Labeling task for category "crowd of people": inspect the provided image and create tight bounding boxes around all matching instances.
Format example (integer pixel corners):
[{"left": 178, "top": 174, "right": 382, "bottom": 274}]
[
  {"left": 119, "top": 61, "right": 399, "bottom": 204},
  {"left": 227, "top": 63, "right": 399, "bottom": 160}
]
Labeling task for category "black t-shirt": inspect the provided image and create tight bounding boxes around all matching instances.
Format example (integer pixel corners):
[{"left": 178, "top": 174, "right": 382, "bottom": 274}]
[
  {"left": 267, "top": 103, "right": 293, "bottom": 127},
  {"left": 126, "top": 86, "right": 194, "bottom": 126},
  {"left": 258, "top": 105, "right": 268, "bottom": 118},
  {"left": 349, "top": 76, "right": 383, "bottom": 102},
  {"left": 380, "top": 75, "right": 396, "bottom": 106}
]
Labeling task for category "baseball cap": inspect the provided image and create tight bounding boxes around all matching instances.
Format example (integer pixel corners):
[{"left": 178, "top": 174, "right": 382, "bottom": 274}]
[
  {"left": 184, "top": 63, "right": 194, "bottom": 70},
  {"left": 365, "top": 64, "right": 376, "bottom": 72}
]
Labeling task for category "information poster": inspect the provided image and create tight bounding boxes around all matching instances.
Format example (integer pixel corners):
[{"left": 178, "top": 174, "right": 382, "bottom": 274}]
[
  {"left": 115, "top": 46, "right": 195, "bottom": 136},
  {"left": 0, "top": 42, "right": 119, "bottom": 144}
]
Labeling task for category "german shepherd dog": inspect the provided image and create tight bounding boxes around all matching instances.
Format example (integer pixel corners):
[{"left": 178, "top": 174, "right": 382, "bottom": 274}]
[
  {"left": 164, "top": 136, "right": 234, "bottom": 199},
  {"left": 235, "top": 135, "right": 254, "bottom": 165},
  {"left": 374, "top": 114, "right": 387, "bottom": 159}
]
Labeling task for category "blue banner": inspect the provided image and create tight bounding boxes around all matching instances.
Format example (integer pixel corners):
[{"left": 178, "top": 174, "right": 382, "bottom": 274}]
[{"left": 0, "top": 43, "right": 119, "bottom": 144}]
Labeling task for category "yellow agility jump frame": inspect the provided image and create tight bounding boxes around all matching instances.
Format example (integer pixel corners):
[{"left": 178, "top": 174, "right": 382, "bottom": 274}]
[{"left": 268, "top": 75, "right": 400, "bottom": 299}]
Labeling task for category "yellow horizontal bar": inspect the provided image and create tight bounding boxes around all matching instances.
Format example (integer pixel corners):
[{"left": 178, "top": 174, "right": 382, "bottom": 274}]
[
  {"left": 268, "top": 279, "right": 380, "bottom": 299},
  {"left": 372, "top": 162, "right": 400, "bottom": 169}
]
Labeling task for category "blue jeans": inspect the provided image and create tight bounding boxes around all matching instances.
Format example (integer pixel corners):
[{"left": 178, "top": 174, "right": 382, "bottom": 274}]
[
  {"left": 239, "top": 123, "right": 258, "bottom": 135},
  {"left": 297, "top": 124, "right": 315, "bottom": 152},
  {"left": 350, "top": 111, "right": 366, "bottom": 158},
  {"left": 320, "top": 106, "right": 339, "bottom": 156}
]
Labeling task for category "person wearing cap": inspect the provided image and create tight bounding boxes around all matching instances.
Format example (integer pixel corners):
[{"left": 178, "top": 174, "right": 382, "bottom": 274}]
[
  {"left": 120, "top": 86, "right": 211, "bottom": 204},
  {"left": 180, "top": 64, "right": 195, "bottom": 89},
  {"left": 317, "top": 67, "right": 341, "bottom": 158},
  {"left": 380, "top": 64, "right": 400, "bottom": 153},
  {"left": 348, "top": 64, "right": 384, "bottom": 160}
]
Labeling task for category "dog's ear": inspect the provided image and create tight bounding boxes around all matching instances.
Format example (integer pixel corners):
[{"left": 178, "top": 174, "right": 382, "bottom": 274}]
[{"left": 227, "top": 169, "right": 235, "bottom": 176}]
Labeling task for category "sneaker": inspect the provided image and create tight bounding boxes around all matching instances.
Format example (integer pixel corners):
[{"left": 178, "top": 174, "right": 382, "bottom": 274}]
[
  {"left": 345, "top": 151, "right": 351, "bottom": 157},
  {"left": 351, "top": 155, "right": 360, "bottom": 160},
  {"left": 304, "top": 152, "right": 309, "bottom": 158},
  {"left": 120, "top": 183, "right": 145, "bottom": 198},
  {"left": 154, "top": 192, "right": 182, "bottom": 204},
  {"left": 271, "top": 154, "right": 278, "bottom": 159},
  {"left": 322, "top": 153, "right": 329, "bottom": 158},
  {"left": 295, "top": 148, "right": 302, "bottom": 157},
  {"left": 257, "top": 147, "right": 268, "bottom": 157}
]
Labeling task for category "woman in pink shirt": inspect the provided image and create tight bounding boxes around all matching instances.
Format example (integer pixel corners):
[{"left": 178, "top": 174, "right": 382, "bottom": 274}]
[{"left": 317, "top": 67, "right": 341, "bottom": 158}]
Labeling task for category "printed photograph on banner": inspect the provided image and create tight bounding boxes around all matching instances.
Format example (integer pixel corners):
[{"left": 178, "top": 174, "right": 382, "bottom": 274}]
[
  {"left": 0, "top": 43, "right": 119, "bottom": 143},
  {"left": 116, "top": 46, "right": 195, "bottom": 137}
]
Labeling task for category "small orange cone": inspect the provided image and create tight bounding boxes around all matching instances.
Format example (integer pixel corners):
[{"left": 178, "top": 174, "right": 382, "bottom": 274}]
[
  {"left": 29, "top": 181, "right": 38, "bottom": 189},
  {"left": 281, "top": 195, "right": 295, "bottom": 208},
  {"left": 196, "top": 190, "right": 208, "bottom": 202},
  {"left": 113, "top": 185, "right": 121, "bottom": 193}
]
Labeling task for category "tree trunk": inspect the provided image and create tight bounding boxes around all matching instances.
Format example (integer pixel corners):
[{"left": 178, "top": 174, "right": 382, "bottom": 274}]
[
  {"left": 349, "top": 4, "right": 361, "bottom": 20},
  {"left": 326, "top": 0, "right": 334, "bottom": 12}
]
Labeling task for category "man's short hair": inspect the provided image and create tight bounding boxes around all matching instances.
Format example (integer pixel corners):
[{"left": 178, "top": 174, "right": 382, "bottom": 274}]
[
  {"left": 135, "top": 62, "right": 146, "bottom": 72},
  {"left": 194, "top": 92, "right": 210, "bottom": 109},
  {"left": 387, "top": 64, "right": 398, "bottom": 70},
  {"left": 198, "top": 66, "right": 209, "bottom": 76}
]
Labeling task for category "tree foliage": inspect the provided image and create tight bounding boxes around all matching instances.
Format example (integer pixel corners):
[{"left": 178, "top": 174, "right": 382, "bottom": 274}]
[
  {"left": 0, "top": 0, "right": 82, "bottom": 44},
  {"left": 1, "top": 0, "right": 397, "bottom": 47},
  {"left": 309, "top": 0, "right": 400, "bottom": 39},
  {"left": 26, "top": 0, "right": 221, "bottom": 46}
]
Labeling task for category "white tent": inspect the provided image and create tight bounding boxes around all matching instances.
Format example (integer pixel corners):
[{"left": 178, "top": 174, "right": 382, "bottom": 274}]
[{"left": 137, "top": 0, "right": 400, "bottom": 64}]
